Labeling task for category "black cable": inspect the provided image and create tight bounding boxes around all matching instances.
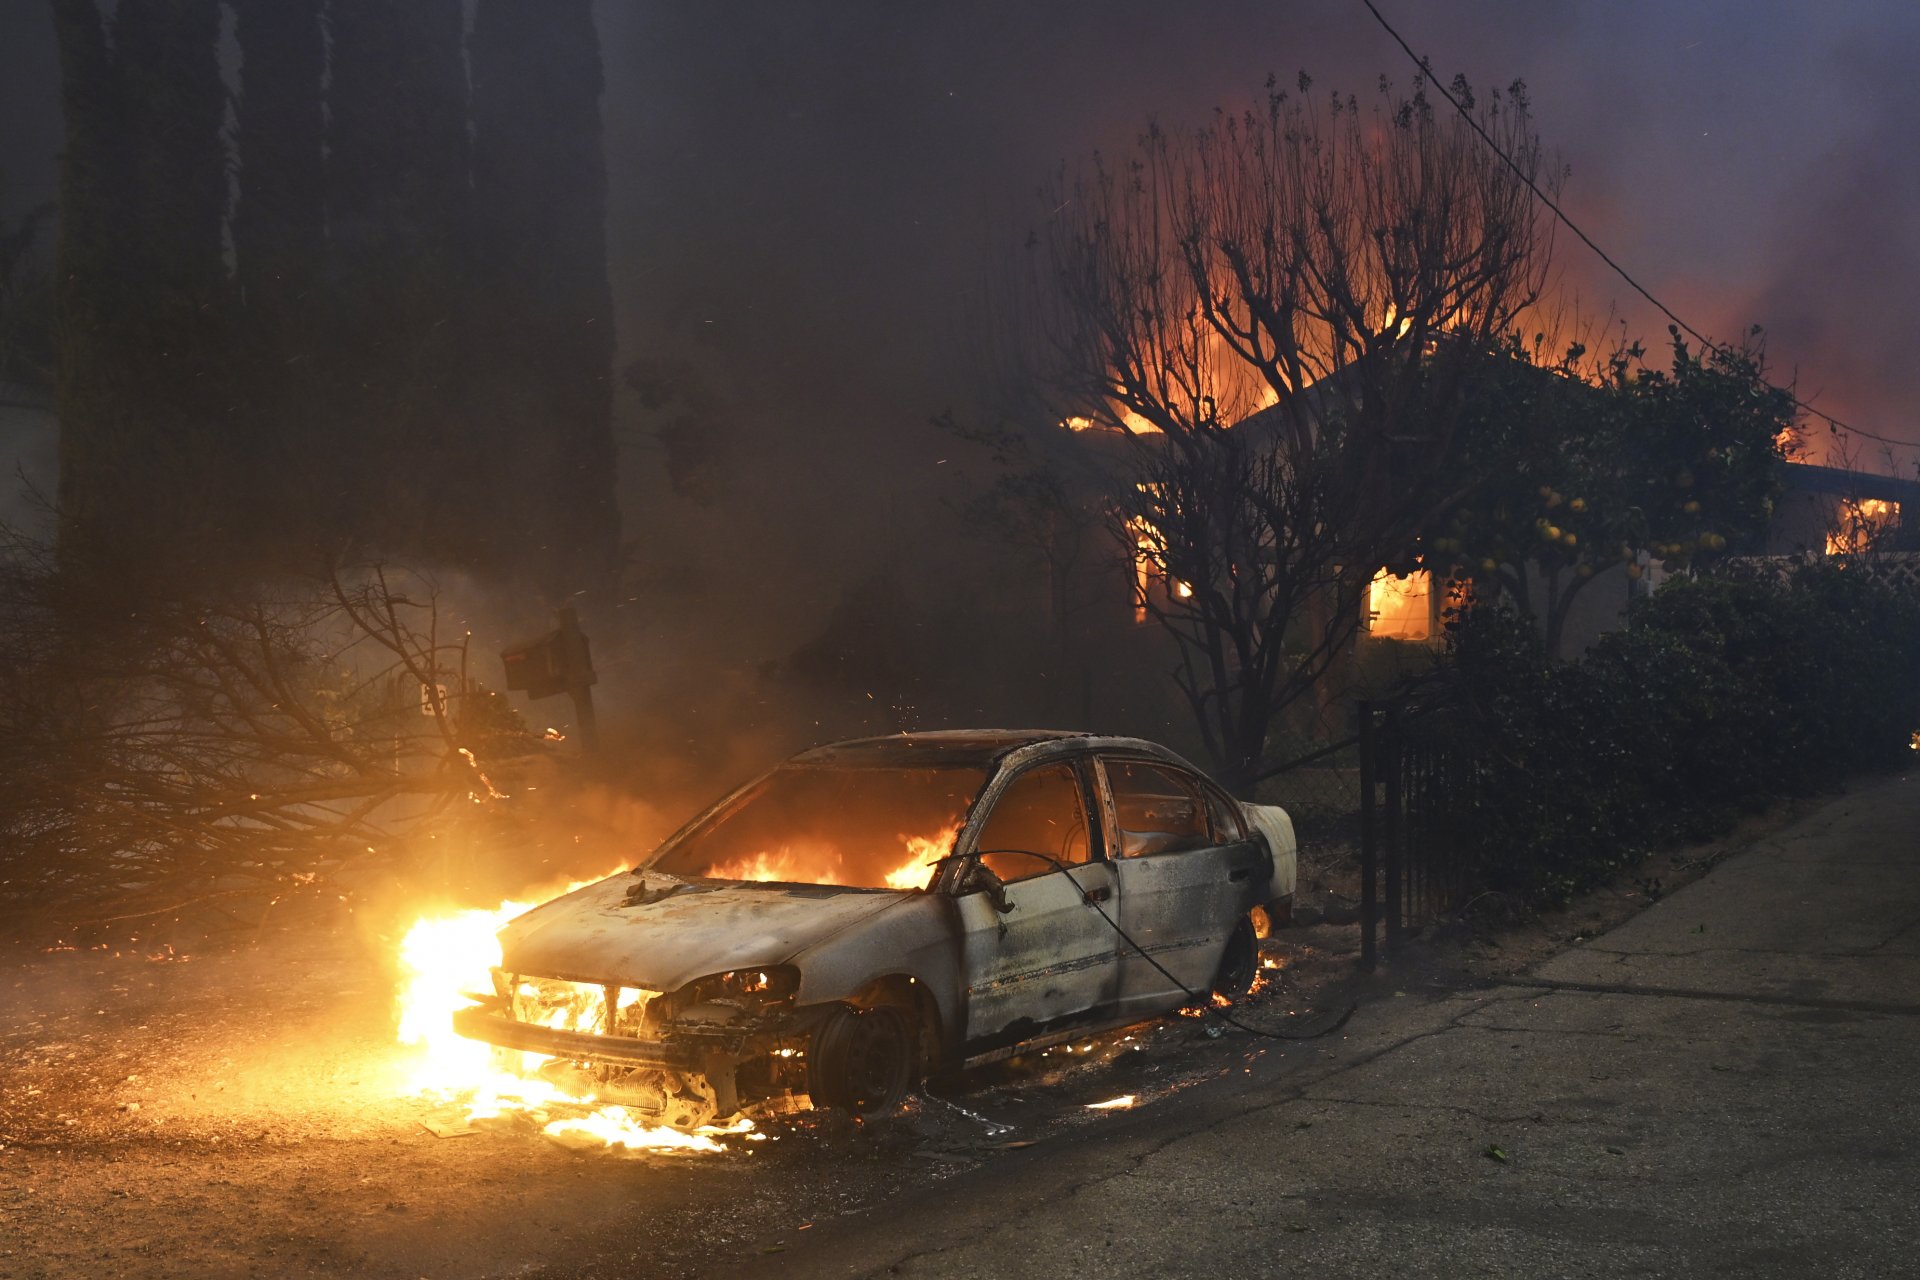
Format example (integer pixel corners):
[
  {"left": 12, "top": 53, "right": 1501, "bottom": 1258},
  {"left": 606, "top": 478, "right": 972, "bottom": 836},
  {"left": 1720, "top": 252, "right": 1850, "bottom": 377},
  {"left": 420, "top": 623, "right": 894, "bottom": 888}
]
[
  {"left": 1357, "top": 0, "right": 1918, "bottom": 455},
  {"left": 973, "top": 850, "right": 1357, "bottom": 1043}
]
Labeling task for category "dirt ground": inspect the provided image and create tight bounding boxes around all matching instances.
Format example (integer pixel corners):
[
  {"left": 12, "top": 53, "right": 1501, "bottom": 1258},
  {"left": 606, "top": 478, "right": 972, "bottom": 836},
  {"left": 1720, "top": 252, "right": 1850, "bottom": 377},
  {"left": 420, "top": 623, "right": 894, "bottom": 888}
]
[{"left": 0, "top": 800, "right": 1812, "bottom": 1280}]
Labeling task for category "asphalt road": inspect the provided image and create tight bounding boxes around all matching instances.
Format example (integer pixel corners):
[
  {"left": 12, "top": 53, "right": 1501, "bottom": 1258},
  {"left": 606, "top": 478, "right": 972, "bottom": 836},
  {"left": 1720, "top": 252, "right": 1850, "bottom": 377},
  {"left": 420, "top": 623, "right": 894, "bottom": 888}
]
[{"left": 714, "top": 771, "right": 1920, "bottom": 1279}]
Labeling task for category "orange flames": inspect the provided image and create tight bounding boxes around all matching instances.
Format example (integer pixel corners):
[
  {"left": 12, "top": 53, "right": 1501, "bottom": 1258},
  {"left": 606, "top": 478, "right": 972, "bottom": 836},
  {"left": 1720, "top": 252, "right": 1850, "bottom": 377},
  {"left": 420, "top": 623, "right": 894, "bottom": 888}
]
[
  {"left": 705, "top": 844, "right": 838, "bottom": 885},
  {"left": 1062, "top": 410, "right": 1164, "bottom": 435},
  {"left": 883, "top": 822, "right": 963, "bottom": 890},
  {"left": 392, "top": 875, "right": 752, "bottom": 1154},
  {"left": 1826, "top": 498, "right": 1900, "bottom": 556},
  {"left": 700, "top": 822, "right": 961, "bottom": 892}
]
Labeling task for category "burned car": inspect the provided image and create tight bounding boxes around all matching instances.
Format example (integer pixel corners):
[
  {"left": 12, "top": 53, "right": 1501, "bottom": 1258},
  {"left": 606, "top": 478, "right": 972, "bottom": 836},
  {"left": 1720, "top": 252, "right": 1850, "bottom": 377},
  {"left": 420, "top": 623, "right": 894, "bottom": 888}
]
[{"left": 452, "top": 731, "right": 1296, "bottom": 1126}]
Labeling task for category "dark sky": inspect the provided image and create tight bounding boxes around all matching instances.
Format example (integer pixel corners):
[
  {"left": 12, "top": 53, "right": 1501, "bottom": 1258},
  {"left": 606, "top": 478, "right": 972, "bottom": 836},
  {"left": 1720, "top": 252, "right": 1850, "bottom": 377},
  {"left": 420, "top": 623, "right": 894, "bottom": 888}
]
[{"left": 4, "top": 0, "right": 1918, "bottom": 663}]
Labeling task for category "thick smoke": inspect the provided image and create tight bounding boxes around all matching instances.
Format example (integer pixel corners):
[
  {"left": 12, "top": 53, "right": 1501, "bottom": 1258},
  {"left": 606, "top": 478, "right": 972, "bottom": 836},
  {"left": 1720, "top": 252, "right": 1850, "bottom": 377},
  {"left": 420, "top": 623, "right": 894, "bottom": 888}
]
[
  {"left": 3, "top": 0, "right": 1915, "bottom": 802},
  {"left": 1742, "top": 31, "right": 1920, "bottom": 462}
]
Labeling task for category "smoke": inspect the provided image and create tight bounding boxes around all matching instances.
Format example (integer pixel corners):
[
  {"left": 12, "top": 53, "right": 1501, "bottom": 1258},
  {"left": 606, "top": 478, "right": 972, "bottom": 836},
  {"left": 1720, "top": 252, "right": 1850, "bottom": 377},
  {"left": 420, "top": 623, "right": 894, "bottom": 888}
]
[
  {"left": 1740, "top": 31, "right": 1920, "bottom": 462},
  {"left": 591, "top": 0, "right": 1919, "bottom": 717},
  {"left": 5, "top": 0, "right": 1917, "bottom": 803}
]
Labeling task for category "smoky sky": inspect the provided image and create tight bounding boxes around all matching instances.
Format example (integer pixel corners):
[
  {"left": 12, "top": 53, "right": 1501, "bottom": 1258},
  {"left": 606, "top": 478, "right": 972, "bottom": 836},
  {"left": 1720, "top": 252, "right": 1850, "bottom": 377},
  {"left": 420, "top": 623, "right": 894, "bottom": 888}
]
[{"left": 3, "top": 0, "right": 1918, "bottom": 666}]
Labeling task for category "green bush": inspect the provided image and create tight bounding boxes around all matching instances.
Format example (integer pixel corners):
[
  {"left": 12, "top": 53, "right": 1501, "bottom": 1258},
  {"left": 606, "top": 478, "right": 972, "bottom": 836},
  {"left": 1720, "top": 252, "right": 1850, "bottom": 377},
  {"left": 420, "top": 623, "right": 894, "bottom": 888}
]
[{"left": 1437, "top": 563, "right": 1920, "bottom": 903}]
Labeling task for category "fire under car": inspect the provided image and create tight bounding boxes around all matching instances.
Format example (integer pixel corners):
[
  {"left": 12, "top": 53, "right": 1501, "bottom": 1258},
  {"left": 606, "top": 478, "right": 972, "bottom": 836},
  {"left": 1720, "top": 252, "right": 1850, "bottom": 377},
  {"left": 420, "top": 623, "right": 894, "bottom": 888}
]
[{"left": 452, "top": 730, "right": 1297, "bottom": 1127}]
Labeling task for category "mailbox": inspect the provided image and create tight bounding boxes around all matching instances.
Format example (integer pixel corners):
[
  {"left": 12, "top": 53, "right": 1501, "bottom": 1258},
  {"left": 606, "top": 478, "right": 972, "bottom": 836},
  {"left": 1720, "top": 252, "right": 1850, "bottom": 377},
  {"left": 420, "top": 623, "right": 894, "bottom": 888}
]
[{"left": 501, "top": 610, "right": 597, "bottom": 702}]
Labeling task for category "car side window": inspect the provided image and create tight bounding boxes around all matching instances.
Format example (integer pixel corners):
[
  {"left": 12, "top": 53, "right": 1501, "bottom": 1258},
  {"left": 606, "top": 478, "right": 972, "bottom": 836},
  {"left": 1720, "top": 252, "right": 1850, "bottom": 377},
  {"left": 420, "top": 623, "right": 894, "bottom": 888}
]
[
  {"left": 973, "top": 763, "right": 1092, "bottom": 883},
  {"left": 1105, "top": 759, "right": 1212, "bottom": 858}
]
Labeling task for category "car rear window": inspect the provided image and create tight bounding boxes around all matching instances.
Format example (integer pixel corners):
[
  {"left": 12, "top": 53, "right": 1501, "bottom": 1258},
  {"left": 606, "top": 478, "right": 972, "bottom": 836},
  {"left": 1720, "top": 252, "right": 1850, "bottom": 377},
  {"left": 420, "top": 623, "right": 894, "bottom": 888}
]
[{"left": 1104, "top": 759, "right": 1212, "bottom": 857}]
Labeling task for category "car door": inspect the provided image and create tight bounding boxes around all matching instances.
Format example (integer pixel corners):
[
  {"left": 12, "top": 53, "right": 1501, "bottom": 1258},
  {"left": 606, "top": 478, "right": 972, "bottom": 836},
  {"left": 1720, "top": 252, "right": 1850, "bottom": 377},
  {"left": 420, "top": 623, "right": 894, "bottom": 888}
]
[
  {"left": 954, "top": 759, "right": 1121, "bottom": 1054},
  {"left": 1100, "top": 756, "right": 1265, "bottom": 1018}
]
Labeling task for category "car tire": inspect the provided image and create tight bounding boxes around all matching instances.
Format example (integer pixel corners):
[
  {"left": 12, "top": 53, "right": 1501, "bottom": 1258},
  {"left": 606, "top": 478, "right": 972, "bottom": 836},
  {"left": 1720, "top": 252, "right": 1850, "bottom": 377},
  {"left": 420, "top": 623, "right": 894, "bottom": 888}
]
[
  {"left": 1211, "top": 915, "right": 1258, "bottom": 1001},
  {"left": 808, "top": 1003, "right": 915, "bottom": 1115}
]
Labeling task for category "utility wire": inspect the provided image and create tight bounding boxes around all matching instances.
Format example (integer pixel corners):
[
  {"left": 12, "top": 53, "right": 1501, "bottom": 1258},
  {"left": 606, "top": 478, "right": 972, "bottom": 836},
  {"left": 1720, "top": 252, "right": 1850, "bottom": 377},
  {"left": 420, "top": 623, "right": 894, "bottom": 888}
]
[
  {"left": 977, "top": 850, "right": 1357, "bottom": 1043},
  {"left": 1357, "top": 0, "right": 1917, "bottom": 455},
  {"left": 1070, "top": 866, "right": 1357, "bottom": 1042}
]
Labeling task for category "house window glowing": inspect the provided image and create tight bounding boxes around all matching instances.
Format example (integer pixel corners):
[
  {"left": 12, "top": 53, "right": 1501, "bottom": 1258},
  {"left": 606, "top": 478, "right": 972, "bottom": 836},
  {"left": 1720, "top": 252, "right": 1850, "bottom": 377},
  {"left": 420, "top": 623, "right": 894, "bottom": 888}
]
[
  {"left": 1366, "top": 568, "right": 1433, "bottom": 640},
  {"left": 1826, "top": 498, "right": 1900, "bottom": 556},
  {"left": 1127, "top": 517, "right": 1157, "bottom": 621},
  {"left": 1061, "top": 409, "right": 1164, "bottom": 435},
  {"left": 1125, "top": 516, "right": 1191, "bottom": 620}
]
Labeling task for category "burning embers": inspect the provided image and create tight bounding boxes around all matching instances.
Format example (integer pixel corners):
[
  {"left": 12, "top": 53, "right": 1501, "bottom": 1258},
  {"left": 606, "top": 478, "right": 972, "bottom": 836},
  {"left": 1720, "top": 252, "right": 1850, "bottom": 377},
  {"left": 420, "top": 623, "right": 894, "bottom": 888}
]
[{"left": 393, "top": 888, "right": 755, "bottom": 1154}]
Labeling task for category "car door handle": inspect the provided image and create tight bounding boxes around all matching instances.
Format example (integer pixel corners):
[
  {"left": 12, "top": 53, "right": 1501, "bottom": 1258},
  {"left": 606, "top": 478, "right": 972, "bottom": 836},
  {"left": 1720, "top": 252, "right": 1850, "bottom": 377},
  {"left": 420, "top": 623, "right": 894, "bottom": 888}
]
[
  {"left": 1083, "top": 885, "right": 1112, "bottom": 903},
  {"left": 1229, "top": 868, "right": 1252, "bottom": 882}
]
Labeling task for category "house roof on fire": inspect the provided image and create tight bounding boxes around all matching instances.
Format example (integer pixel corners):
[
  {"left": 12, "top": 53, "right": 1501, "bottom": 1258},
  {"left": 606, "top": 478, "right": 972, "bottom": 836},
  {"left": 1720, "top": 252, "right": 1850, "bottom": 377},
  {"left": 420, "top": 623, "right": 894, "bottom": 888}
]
[{"left": 1780, "top": 461, "right": 1920, "bottom": 507}]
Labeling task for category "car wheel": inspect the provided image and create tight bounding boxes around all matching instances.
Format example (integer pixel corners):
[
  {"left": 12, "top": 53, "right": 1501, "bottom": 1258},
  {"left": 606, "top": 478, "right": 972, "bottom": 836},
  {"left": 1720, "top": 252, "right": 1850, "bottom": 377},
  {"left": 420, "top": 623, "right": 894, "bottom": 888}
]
[
  {"left": 808, "top": 1004, "right": 915, "bottom": 1115},
  {"left": 1211, "top": 915, "right": 1258, "bottom": 1001}
]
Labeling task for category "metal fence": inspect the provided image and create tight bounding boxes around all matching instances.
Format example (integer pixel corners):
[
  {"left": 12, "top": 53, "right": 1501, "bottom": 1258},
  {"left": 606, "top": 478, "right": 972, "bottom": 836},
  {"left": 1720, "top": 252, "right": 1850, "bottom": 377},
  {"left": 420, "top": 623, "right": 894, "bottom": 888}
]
[{"left": 1356, "top": 691, "right": 1478, "bottom": 969}]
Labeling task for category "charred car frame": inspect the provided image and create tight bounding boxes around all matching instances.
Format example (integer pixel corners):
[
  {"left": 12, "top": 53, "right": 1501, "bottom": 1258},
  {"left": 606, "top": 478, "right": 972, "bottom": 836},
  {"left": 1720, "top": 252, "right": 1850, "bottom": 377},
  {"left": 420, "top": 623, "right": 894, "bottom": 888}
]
[{"left": 452, "top": 731, "right": 1296, "bottom": 1126}]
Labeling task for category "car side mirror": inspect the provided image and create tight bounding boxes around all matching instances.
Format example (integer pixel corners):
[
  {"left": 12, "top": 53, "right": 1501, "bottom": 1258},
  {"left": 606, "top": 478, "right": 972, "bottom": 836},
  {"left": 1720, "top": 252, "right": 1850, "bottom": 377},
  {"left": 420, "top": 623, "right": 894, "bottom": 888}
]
[{"left": 956, "top": 860, "right": 1016, "bottom": 914}]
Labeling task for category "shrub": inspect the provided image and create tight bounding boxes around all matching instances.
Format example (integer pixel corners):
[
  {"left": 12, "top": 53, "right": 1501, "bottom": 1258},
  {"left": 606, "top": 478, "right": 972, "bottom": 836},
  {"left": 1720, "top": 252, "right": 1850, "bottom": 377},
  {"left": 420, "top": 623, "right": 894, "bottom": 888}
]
[{"left": 1436, "top": 563, "right": 1920, "bottom": 903}]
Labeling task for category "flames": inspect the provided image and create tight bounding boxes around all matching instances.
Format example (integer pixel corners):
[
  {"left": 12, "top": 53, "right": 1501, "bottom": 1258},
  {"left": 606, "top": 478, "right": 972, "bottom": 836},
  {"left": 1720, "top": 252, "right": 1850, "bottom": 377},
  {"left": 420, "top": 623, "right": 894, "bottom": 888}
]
[
  {"left": 392, "top": 877, "right": 749, "bottom": 1155},
  {"left": 1062, "top": 410, "right": 1164, "bottom": 435},
  {"left": 701, "top": 822, "right": 961, "bottom": 892},
  {"left": 883, "top": 822, "right": 962, "bottom": 890},
  {"left": 705, "top": 845, "right": 835, "bottom": 884},
  {"left": 1826, "top": 497, "right": 1901, "bottom": 556},
  {"left": 387, "top": 817, "right": 963, "bottom": 1150}
]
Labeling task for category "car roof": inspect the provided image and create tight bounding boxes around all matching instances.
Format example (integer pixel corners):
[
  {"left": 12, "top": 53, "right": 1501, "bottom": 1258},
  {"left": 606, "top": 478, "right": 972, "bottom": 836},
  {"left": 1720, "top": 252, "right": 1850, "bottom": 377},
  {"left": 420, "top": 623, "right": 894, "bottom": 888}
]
[{"left": 790, "top": 729, "right": 1197, "bottom": 774}]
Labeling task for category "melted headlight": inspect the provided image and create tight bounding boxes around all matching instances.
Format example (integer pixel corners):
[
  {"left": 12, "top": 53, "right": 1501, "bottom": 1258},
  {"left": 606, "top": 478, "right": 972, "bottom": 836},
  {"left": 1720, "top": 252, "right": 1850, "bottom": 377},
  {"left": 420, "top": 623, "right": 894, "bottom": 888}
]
[
  {"left": 681, "top": 966, "right": 799, "bottom": 1006},
  {"left": 497, "top": 971, "right": 661, "bottom": 1038}
]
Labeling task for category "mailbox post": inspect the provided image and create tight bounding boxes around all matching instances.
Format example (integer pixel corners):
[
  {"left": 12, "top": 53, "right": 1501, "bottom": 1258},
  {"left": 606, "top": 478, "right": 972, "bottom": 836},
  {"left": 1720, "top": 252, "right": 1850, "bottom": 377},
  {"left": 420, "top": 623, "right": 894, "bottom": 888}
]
[{"left": 500, "top": 606, "right": 599, "bottom": 753}]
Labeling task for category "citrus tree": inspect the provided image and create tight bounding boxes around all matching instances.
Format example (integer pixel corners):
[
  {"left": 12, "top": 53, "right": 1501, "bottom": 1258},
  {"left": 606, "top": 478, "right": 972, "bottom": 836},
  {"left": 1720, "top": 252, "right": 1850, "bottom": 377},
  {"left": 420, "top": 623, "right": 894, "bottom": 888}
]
[{"left": 1427, "top": 332, "right": 1793, "bottom": 656}]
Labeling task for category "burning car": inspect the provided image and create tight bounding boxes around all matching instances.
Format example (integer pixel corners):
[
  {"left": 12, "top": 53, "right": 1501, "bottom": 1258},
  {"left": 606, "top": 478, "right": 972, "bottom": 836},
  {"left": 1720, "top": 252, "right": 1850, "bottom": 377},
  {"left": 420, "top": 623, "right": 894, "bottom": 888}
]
[{"left": 451, "top": 730, "right": 1295, "bottom": 1127}]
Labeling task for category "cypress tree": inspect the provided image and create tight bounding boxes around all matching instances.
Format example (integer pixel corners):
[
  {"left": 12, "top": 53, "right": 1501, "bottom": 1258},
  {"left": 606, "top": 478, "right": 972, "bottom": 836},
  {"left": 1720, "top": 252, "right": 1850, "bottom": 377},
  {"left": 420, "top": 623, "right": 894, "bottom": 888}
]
[
  {"left": 325, "top": 0, "right": 471, "bottom": 561},
  {"left": 232, "top": 0, "right": 326, "bottom": 551},
  {"left": 52, "top": 0, "right": 230, "bottom": 582},
  {"left": 49, "top": 0, "right": 127, "bottom": 575},
  {"left": 112, "top": 0, "right": 230, "bottom": 569},
  {"left": 470, "top": 0, "right": 620, "bottom": 592}
]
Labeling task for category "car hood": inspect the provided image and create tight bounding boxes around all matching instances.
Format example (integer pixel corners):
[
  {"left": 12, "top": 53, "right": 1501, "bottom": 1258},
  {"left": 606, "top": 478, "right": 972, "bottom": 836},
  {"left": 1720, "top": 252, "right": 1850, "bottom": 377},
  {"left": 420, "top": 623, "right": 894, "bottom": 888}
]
[{"left": 496, "top": 873, "right": 911, "bottom": 992}]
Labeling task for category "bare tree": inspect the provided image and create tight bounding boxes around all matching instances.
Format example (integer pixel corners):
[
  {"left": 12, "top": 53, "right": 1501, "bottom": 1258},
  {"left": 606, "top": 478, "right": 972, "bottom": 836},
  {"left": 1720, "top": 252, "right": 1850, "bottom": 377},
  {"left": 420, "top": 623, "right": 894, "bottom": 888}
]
[
  {"left": 0, "top": 553, "right": 541, "bottom": 925},
  {"left": 1017, "top": 72, "right": 1557, "bottom": 785}
]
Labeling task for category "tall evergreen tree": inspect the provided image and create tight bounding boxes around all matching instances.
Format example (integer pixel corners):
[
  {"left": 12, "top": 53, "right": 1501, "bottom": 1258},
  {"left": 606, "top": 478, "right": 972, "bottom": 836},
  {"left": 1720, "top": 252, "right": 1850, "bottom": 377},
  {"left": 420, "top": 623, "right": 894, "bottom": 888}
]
[
  {"left": 470, "top": 0, "right": 620, "bottom": 592},
  {"left": 113, "top": 0, "right": 230, "bottom": 564},
  {"left": 325, "top": 0, "right": 471, "bottom": 560},
  {"left": 231, "top": 0, "right": 326, "bottom": 547},
  {"left": 49, "top": 0, "right": 128, "bottom": 572},
  {"left": 52, "top": 0, "right": 229, "bottom": 581}
]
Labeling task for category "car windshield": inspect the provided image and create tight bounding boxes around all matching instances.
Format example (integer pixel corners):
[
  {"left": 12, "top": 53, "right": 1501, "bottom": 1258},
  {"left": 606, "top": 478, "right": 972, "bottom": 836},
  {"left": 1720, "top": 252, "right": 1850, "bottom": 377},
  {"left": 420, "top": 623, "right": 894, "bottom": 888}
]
[{"left": 646, "top": 763, "right": 988, "bottom": 890}]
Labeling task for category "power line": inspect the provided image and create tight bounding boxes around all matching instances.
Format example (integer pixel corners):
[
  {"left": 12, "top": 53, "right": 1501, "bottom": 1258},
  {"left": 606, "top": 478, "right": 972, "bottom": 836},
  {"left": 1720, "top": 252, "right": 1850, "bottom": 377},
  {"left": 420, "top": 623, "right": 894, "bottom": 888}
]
[{"left": 1357, "top": 0, "right": 1917, "bottom": 455}]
